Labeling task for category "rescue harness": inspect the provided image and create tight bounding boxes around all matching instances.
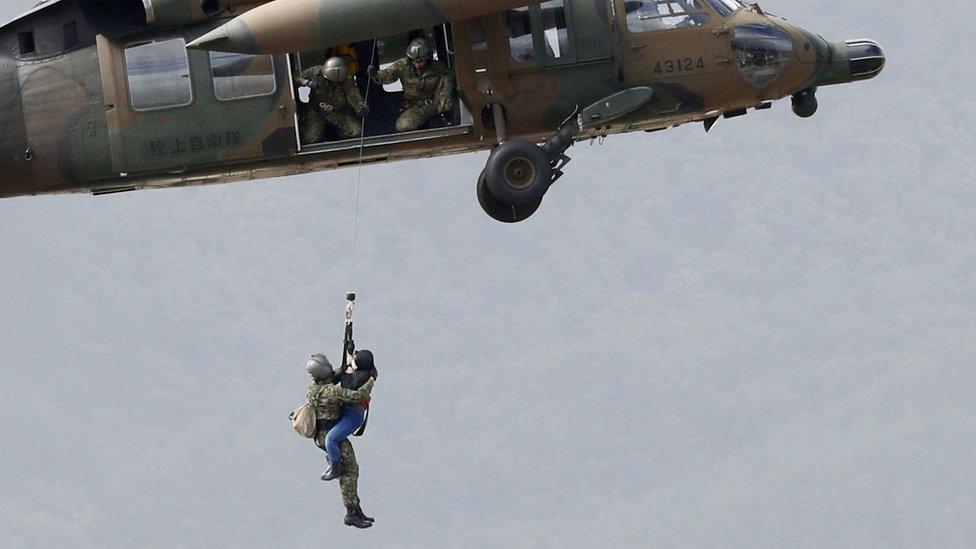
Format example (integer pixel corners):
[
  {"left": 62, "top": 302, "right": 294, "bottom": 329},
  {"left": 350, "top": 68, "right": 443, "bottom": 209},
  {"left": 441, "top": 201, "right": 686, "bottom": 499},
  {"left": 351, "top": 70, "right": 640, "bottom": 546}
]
[{"left": 341, "top": 292, "right": 370, "bottom": 437}]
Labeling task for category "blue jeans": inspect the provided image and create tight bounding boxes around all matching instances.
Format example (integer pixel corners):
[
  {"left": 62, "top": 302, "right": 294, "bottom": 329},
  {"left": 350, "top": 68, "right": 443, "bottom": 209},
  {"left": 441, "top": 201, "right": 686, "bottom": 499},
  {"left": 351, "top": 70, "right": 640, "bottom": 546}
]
[{"left": 325, "top": 405, "right": 365, "bottom": 467}]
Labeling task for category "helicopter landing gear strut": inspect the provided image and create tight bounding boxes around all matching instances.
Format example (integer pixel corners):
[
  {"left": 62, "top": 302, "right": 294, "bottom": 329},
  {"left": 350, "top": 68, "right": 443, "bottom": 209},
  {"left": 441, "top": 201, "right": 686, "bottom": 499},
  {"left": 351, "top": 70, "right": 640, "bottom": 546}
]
[{"left": 476, "top": 87, "right": 655, "bottom": 223}]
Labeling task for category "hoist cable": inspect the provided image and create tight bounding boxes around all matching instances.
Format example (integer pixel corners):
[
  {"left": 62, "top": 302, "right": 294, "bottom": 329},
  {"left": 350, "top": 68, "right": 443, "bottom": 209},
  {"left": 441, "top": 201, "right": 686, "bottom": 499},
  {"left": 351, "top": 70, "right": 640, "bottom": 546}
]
[{"left": 350, "top": 41, "right": 378, "bottom": 277}]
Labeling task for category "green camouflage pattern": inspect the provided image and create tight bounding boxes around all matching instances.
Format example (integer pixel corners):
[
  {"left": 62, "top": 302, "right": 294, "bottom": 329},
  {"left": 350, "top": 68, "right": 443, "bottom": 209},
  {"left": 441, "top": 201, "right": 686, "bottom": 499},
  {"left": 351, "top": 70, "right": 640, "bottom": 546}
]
[
  {"left": 394, "top": 103, "right": 445, "bottom": 133},
  {"left": 308, "top": 377, "right": 372, "bottom": 507},
  {"left": 297, "top": 66, "right": 366, "bottom": 141},
  {"left": 373, "top": 58, "right": 453, "bottom": 107},
  {"left": 372, "top": 58, "right": 455, "bottom": 132},
  {"left": 314, "top": 430, "right": 361, "bottom": 507},
  {"left": 307, "top": 378, "right": 374, "bottom": 421},
  {"left": 186, "top": 0, "right": 542, "bottom": 54},
  {"left": 303, "top": 108, "right": 362, "bottom": 142}
]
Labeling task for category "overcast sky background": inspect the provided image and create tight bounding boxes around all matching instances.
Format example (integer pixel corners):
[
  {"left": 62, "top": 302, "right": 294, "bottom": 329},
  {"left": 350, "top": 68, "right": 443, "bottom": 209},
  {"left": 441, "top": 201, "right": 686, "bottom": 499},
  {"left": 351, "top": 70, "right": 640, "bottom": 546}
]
[{"left": 1, "top": 1, "right": 974, "bottom": 547}]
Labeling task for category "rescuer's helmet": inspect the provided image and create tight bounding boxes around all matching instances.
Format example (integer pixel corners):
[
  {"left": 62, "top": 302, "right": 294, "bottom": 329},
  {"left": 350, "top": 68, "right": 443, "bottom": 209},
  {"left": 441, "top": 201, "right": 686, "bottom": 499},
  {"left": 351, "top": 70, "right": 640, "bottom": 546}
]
[
  {"left": 306, "top": 354, "right": 334, "bottom": 381},
  {"left": 323, "top": 57, "right": 348, "bottom": 83},
  {"left": 406, "top": 38, "right": 433, "bottom": 61}
]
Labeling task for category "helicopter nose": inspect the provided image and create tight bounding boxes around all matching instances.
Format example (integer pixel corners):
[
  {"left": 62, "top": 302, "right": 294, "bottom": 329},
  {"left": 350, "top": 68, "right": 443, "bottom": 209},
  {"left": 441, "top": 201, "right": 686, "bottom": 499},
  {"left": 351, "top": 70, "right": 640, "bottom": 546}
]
[
  {"left": 815, "top": 39, "right": 885, "bottom": 86},
  {"left": 846, "top": 39, "right": 886, "bottom": 81}
]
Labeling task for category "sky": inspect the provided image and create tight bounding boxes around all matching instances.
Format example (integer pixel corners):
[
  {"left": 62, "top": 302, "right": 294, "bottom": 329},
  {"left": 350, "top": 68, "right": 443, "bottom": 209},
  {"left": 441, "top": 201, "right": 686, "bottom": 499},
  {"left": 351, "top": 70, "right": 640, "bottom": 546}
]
[{"left": 1, "top": 1, "right": 975, "bottom": 547}]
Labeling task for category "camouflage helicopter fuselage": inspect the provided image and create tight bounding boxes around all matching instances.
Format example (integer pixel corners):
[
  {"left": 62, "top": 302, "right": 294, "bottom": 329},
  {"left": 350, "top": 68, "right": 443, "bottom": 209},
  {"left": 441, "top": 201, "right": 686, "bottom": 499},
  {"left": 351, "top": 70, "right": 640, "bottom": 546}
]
[{"left": 0, "top": 0, "right": 883, "bottom": 218}]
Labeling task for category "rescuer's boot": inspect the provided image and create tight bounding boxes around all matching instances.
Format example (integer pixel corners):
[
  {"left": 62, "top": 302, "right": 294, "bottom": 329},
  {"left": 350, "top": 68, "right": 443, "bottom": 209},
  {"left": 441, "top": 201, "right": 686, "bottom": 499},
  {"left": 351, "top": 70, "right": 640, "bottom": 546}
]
[
  {"left": 356, "top": 504, "right": 375, "bottom": 523},
  {"left": 345, "top": 506, "right": 373, "bottom": 529}
]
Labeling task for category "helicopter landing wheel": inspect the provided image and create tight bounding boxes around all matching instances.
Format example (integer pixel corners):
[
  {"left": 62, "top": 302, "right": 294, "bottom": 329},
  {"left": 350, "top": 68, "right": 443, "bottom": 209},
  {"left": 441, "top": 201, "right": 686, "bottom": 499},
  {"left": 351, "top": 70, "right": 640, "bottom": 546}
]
[
  {"left": 477, "top": 169, "right": 543, "bottom": 223},
  {"left": 484, "top": 139, "right": 552, "bottom": 207}
]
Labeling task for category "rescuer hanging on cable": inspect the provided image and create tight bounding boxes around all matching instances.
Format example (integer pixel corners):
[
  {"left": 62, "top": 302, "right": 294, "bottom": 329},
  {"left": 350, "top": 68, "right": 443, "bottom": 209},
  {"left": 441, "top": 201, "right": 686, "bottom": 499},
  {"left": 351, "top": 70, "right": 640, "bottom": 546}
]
[{"left": 302, "top": 294, "right": 379, "bottom": 528}]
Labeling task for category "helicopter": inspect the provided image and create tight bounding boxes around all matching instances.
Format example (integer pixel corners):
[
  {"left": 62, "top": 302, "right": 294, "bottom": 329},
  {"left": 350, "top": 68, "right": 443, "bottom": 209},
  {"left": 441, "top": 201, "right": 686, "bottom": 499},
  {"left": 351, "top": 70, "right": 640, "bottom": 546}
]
[{"left": 0, "top": 0, "right": 884, "bottom": 222}]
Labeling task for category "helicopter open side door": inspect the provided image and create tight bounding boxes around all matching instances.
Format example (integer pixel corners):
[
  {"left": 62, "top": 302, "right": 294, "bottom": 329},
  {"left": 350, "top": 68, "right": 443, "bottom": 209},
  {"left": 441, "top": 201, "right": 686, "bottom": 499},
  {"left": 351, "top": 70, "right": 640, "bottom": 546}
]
[{"left": 289, "top": 24, "right": 476, "bottom": 156}]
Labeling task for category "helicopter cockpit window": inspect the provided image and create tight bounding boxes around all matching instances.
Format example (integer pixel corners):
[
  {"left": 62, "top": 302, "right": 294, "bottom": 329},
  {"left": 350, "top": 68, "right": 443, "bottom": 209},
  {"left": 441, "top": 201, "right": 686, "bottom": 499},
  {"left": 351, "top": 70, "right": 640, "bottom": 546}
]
[
  {"left": 625, "top": 0, "right": 709, "bottom": 33},
  {"left": 124, "top": 38, "right": 193, "bottom": 111},
  {"left": 732, "top": 23, "right": 793, "bottom": 89},
  {"left": 506, "top": 6, "right": 534, "bottom": 62},
  {"left": 210, "top": 52, "right": 276, "bottom": 101},
  {"left": 704, "top": 0, "right": 743, "bottom": 17}
]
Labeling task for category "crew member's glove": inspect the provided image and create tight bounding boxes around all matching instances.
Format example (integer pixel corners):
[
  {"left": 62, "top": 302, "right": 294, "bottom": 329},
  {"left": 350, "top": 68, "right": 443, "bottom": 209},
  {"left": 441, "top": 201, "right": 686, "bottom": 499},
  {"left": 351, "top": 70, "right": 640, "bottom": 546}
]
[
  {"left": 366, "top": 66, "right": 378, "bottom": 80},
  {"left": 437, "top": 97, "right": 454, "bottom": 114}
]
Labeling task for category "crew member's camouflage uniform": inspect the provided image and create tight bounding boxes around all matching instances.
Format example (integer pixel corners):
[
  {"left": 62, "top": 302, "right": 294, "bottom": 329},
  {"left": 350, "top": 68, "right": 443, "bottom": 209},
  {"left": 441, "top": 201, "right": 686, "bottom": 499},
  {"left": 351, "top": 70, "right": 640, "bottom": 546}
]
[
  {"left": 307, "top": 377, "right": 374, "bottom": 507},
  {"left": 298, "top": 65, "right": 366, "bottom": 143},
  {"left": 373, "top": 58, "right": 455, "bottom": 132}
]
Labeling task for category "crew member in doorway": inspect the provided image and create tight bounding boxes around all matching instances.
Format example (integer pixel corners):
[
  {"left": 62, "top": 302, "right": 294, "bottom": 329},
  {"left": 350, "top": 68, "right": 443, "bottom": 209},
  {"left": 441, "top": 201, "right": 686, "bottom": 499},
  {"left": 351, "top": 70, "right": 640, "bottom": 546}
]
[
  {"left": 367, "top": 38, "right": 455, "bottom": 132},
  {"left": 296, "top": 57, "right": 369, "bottom": 144}
]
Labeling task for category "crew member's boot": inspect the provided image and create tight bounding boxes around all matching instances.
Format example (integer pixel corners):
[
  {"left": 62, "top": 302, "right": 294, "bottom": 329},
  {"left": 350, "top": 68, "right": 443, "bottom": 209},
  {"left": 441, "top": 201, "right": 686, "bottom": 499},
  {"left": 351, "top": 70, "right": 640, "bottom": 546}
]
[
  {"left": 345, "top": 506, "right": 373, "bottom": 529},
  {"left": 356, "top": 504, "right": 375, "bottom": 523},
  {"left": 321, "top": 460, "right": 341, "bottom": 481}
]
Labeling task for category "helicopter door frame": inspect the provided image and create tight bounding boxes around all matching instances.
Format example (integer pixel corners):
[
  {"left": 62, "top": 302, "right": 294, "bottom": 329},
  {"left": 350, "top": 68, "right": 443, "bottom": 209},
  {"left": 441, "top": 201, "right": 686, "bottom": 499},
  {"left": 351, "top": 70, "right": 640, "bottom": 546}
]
[{"left": 293, "top": 25, "right": 475, "bottom": 156}]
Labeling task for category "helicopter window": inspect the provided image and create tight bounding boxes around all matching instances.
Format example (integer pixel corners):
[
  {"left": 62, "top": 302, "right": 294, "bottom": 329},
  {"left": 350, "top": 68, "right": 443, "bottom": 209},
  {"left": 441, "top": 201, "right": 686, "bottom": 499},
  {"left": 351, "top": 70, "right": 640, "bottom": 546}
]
[
  {"left": 626, "top": 0, "right": 709, "bottom": 32},
  {"left": 26, "top": 23, "right": 73, "bottom": 56},
  {"left": 124, "top": 38, "right": 193, "bottom": 111},
  {"left": 540, "top": 1, "right": 571, "bottom": 60},
  {"left": 17, "top": 32, "right": 35, "bottom": 55},
  {"left": 63, "top": 22, "right": 79, "bottom": 50},
  {"left": 506, "top": 6, "right": 534, "bottom": 63},
  {"left": 704, "top": 0, "right": 743, "bottom": 16},
  {"left": 469, "top": 20, "right": 487, "bottom": 54},
  {"left": 469, "top": 19, "right": 488, "bottom": 73},
  {"left": 732, "top": 23, "right": 793, "bottom": 89},
  {"left": 210, "top": 52, "right": 276, "bottom": 101}
]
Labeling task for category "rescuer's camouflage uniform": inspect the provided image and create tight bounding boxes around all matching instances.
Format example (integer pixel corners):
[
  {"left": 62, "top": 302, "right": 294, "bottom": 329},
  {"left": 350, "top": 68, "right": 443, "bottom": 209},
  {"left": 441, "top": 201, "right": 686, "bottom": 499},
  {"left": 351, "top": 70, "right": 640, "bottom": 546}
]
[
  {"left": 373, "top": 58, "right": 455, "bottom": 132},
  {"left": 307, "top": 378, "right": 374, "bottom": 507},
  {"left": 298, "top": 66, "right": 366, "bottom": 143}
]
